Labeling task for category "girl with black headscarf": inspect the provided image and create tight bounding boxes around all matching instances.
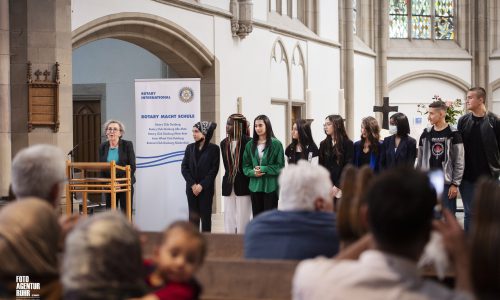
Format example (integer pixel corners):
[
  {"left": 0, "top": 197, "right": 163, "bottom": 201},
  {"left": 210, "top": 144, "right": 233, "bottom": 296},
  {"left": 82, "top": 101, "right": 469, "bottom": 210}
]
[{"left": 181, "top": 121, "right": 220, "bottom": 232}]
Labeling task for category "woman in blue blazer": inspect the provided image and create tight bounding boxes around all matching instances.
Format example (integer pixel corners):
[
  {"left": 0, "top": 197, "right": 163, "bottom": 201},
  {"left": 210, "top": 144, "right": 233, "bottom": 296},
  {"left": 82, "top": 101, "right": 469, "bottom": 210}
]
[
  {"left": 380, "top": 113, "right": 417, "bottom": 170},
  {"left": 353, "top": 116, "right": 382, "bottom": 173}
]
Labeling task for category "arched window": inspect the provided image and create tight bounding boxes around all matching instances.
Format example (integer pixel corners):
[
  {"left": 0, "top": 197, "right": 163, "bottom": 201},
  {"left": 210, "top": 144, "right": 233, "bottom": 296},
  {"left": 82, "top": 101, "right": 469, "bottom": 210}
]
[{"left": 389, "top": 0, "right": 455, "bottom": 40}]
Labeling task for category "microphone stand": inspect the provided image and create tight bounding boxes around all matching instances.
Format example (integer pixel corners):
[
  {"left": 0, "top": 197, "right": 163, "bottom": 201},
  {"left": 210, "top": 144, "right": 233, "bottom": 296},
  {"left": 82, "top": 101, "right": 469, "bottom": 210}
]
[{"left": 67, "top": 144, "right": 79, "bottom": 214}]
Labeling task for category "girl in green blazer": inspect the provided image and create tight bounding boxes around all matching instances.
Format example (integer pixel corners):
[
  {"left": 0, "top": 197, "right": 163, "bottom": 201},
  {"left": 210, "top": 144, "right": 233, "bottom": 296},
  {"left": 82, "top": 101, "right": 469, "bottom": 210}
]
[{"left": 243, "top": 115, "right": 285, "bottom": 217}]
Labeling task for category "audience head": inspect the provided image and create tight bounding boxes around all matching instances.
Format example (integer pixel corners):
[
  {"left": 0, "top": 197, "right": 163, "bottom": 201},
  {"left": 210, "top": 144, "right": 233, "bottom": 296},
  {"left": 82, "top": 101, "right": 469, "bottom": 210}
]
[
  {"left": 467, "top": 87, "right": 487, "bottom": 111},
  {"left": 360, "top": 116, "right": 380, "bottom": 152},
  {"left": 62, "top": 212, "right": 145, "bottom": 299},
  {"left": 11, "top": 144, "right": 66, "bottom": 207},
  {"left": 470, "top": 178, "right": 500, "bottom": 299},
  {"left": 428, "top": 100, "right": 447, "bottom": 125},
  {"left": 389, "top": 112, "right": 410, "bottom": 137},
  {"left": 337, "top": 165, "right": 374, "bottom": 248},
  {"left": 363, "top": 168, "right": 436, "bottom": 260},
  {"left": 0, "top": 198, "right": 60, "bottom": 279},
  {"left": 155, "top": 221, "right": 207, "bottom": 283},
  {"left": 278, "top": 160, "right": 333, "bottom": 212}
]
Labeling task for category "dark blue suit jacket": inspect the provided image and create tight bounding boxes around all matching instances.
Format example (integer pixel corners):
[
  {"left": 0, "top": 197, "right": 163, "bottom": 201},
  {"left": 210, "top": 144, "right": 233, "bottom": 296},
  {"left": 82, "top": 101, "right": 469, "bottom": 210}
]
[
  {"left": 380, "top": 135, "right": 417, "bottom": 170},
  {"left": 353, "top": 140, "right": 383, "bottom": 173}
]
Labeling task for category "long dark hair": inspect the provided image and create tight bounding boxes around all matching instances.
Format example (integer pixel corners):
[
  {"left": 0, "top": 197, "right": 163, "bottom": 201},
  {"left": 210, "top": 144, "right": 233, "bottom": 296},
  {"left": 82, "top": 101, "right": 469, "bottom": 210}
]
[
  {"left": 252, "top": 115, "right": 275, "bottom": 151},
  {"left": 390, "top": 112, "right": 410, "bottom": 137},
  {"left": 321, "top": 115, "right": 349, "bottom": 164},
  {"left": 290, "top": 119, "right": 316, "bottom": 159},
  {"left": 226, "top": 114, "right": 249, "bottom": 183},
  {"left": 361, "top": 116, "right": 380, "bottom": 154}
]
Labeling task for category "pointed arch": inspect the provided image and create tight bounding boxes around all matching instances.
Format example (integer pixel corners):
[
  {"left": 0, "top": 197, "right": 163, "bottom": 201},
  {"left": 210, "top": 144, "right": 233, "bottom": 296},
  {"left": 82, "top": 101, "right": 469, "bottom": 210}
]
[
  {"left": 270, "top": 38, "right": 290, "bottom": 99},
  {"left": 291, "top": 43, "right": 306, "bottom": 100}
]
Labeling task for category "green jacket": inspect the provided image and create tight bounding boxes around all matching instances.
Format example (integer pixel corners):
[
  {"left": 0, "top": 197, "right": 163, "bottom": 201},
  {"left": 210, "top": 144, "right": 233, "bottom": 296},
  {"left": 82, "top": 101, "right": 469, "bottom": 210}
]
[{"left": 242, "top": 137, "right": 285, "bottom": 193}]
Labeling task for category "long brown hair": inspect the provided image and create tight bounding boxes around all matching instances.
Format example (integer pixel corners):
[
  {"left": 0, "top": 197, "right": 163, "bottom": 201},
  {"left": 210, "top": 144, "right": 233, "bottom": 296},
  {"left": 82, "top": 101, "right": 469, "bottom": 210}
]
[
  {"left": 360, "top": 116, "right": 380, "bottom": 154},
  {"left": 470, "top": 178, "right": 500, "bottom": 299},
  {"left": 336, "top": 165, "right": 374, "bottom": 249},
  {"left": 321, "top": 115, "right": 349, "bottom": 164}
]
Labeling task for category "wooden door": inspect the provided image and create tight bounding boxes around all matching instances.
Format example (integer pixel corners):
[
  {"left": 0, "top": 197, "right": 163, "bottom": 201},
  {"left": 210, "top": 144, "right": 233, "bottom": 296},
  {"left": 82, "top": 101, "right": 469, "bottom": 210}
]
[{"left": 73, "top": 100, "right": 101, "bottom": 163}]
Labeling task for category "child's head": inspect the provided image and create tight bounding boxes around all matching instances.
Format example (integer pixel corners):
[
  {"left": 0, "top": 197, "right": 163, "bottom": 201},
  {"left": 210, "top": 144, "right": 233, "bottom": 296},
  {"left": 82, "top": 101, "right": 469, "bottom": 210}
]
[{"left": 154, "top": 221, "right": 207, "bottom": 283}]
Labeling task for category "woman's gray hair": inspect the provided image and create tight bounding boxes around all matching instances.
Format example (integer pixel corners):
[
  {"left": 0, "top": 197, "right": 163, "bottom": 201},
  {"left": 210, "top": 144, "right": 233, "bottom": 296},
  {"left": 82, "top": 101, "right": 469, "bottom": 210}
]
[
  {"left": 278, "top": 160, "right": 333, "bottom": 211},
  {"left": 103, "top": 119, "right": 125, "bottom": 136},
  {"left": 62, "top": 211, "right": 145, "bottom": 299},
  {"left": 11, "top": 144, "right": 66, "bottom": 203}
]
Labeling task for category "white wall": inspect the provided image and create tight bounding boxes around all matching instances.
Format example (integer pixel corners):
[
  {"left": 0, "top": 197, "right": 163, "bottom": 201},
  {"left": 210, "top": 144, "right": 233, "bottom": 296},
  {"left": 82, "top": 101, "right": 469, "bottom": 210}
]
[
  {"left": 389, "top": 78, "right": 466, "bottom": 141},
  {"left": 253, "top": 0, "right": 268, "bottom": 21},
  {"left": 307, "top": 42, "right": 341, "bottom": 145},
  {"left": 388, "top": 59, "right": 472, "bottom": 85},
  {"left": 353, "top": 53, "right": 376, "bottom": 140},
  {"left": 73, "top": 38, "right": 167, "bottom": 145},
  {"left": 318, "top": 0, "right": 339, "bottom": 42},
  {"left": 200, "top": 0, "right": 229, "bottom": 11}
]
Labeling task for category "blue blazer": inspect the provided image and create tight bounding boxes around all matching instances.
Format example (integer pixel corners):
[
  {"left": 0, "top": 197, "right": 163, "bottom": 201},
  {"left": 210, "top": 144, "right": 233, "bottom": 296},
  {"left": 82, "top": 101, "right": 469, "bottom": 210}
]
[
  {"left": 353, "top": 140, "right": 383, "bottom": 173},
  {"left": 380, "top": 135, "right": 417, "bottom": 170}
]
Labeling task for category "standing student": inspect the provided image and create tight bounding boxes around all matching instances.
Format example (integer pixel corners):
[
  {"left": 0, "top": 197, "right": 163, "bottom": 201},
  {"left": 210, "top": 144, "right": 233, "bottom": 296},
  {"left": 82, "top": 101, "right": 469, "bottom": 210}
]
[
  {"left": 99, "top": 119, "right": 136, "bottom": 213},
  {"left": 416, "top": 100, "right": 464, "bottom": 216},
  {"left": 221, "top": 114, "right": 252, "bottom": 234},
  {"left": 285, "top": 119, "right": 319, "bottom": 164},
  {"left": 319, "top": 115, "right": 354, "bottom": 199},
  {"left": 242, "top": 115, "right": 285, "bottom": 217},
  {"left": 458, "top": 87, "right": 500, "bottom": 231},
  {"left": 380, "top": 112, "right": 417, "bottom": 170},
  {"left": 353, "top": 116, "right": 383, "bottom": 173},
  {"left": 181, "top": 121, "right": 220, "bottom": 232}
]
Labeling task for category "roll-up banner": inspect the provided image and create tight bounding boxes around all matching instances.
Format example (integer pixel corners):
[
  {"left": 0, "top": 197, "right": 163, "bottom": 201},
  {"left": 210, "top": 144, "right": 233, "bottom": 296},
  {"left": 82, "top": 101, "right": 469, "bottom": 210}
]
[{"left": 135, "top": 78, "right": 200, "bottom": 231}]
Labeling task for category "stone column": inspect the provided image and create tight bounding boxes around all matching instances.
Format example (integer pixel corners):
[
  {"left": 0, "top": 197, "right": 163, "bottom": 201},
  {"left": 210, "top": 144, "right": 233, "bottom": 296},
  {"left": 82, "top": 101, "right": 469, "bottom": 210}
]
[
  {"left": 0, "top": 0, "right": 11, "bottom": 198},
  {"left": 9, "top": 0, "right": 72, "bottom": 156},
  {"left": 375, "top": 0, "right": 388, "bottom": 122},
  {"left": 473, "top": 0, "right": 489, "bottom": 105},
  {"left": 342, "top": 0, "right": 355, "bottom": 136}
]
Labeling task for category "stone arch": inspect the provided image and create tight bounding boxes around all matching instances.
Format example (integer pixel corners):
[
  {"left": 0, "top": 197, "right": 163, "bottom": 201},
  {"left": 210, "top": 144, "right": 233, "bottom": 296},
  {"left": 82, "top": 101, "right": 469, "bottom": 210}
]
[
  {"left": 72, "top": 12, "right": 214, "bottom": 78},
  {"left": 388, "top": 70, "right": 470, "bottom": 93}
]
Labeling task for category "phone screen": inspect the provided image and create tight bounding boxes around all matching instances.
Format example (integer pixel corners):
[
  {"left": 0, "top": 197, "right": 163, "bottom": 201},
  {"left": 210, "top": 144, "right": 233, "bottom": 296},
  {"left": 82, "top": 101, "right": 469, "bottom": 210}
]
[{"left": 428, "top": 169, "right": 444, "bottom": 219}]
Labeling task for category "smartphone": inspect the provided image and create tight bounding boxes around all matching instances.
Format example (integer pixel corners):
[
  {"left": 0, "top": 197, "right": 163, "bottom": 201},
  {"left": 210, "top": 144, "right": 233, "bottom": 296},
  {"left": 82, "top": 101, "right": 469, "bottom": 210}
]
[{"left": 428, "top": 169, "right": 444, "bottom": 219}]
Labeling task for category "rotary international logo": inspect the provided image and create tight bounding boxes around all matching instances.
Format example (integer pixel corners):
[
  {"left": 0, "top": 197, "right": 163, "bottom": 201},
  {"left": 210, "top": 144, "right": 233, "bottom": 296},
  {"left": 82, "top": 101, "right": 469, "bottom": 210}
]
[{"left": 179, "top": 87, "right": 194, "bottom": 103}]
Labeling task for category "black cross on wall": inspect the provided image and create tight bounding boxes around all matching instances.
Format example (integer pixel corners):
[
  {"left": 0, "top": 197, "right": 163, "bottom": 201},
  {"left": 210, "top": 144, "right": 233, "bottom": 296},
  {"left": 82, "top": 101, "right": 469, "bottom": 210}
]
[{"left": 373, "top": 97, "right": 398, "bottom": 129}]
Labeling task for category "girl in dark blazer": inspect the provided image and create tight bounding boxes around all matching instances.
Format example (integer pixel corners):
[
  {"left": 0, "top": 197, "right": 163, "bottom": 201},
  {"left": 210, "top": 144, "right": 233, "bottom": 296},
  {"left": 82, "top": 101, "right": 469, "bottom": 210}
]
[
  {"left": 380, "top": 112, "right": 417, "bottom": 170},
  {"left": 221, "top": 114, "right": 252, "bottom": 234},
  {"left": 353, "top": 116, "right": 383, "bottom": 173},
  {"left": 285, "top": 119, "right": 319, "bottom": 164},
  {"left": 99, "top": 119, "right": 136, "bottom": 213},
  {"left": 319, "top": 115, "right": 354, "bottom": 198},
  {"left": 181, "top": 121, "right": 220, "bottom": 232}
]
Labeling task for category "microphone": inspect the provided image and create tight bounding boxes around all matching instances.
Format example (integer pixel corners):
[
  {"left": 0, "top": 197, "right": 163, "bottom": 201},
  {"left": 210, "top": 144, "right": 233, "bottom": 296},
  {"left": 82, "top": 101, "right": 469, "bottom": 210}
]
[{"left": 68, "top": 144, "right": 79, "bottom": 156}]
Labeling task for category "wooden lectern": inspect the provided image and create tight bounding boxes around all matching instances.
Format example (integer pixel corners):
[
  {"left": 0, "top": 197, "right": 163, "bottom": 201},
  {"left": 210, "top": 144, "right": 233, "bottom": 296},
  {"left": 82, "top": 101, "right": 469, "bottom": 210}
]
[{"left": 65, "top": 161, "right": 132, "bottom": 221}]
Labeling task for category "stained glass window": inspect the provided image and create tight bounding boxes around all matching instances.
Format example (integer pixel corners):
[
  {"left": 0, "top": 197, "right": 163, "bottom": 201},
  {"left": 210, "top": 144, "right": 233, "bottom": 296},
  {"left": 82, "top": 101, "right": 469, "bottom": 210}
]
[
  {"left": 389, "top": 0, "right": 454, "bottom": 40},
  {"left": 389, "top": 0, "right": 408, "bottom": 38}
]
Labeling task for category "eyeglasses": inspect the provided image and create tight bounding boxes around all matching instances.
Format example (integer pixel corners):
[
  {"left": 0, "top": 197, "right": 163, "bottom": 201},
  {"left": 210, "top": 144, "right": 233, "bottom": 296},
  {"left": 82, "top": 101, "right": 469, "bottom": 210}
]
[{"left": 106, "top": 128, "right": 120, "bottom": 132}]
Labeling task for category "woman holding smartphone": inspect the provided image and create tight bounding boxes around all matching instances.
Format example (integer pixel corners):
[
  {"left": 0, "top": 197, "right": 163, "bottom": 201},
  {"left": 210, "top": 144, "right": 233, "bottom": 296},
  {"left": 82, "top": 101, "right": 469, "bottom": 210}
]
[{"left": 243, "top": 115, "right": 285, "bottom": 217}]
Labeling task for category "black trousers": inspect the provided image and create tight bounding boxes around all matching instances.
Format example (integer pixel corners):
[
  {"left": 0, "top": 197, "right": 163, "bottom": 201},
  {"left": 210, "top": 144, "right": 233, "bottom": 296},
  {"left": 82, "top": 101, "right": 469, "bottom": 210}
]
[
  {"left": 187, "top": 189, "right": 213, "bottom": 232},
  {"left": 106, "top": 186, "right": 134, "bottom": 214},
  {"left": 250, "top": 191, "right": 278, "bottom": 217}
]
